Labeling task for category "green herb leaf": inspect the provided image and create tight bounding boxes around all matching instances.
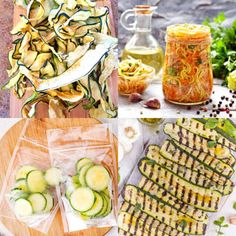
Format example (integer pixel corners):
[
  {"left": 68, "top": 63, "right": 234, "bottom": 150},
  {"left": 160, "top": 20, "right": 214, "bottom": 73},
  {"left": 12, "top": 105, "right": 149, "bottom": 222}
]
[
  {"left": 208, "top": 140, "right": 217, "bottom": 148},
  {"left": 145, "top": 159, "right": 156, "bottom": 165},
  {"left": 205, "top": 119, "right": 218, "bottom": 129},
  {"left": 233, "top": 202, "right": 236, "bottom": 210},
  {"left": 134, "top": 203, "right": 141, "bottom": 213},
  {"left": 179, "top": 219, "right": 187, "bottom": 230}
]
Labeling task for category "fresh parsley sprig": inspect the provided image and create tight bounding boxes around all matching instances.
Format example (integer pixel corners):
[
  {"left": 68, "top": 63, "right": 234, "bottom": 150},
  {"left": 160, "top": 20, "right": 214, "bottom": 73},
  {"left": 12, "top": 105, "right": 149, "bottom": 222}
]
[{"left": 214, "top": 216, "right": 229, "bottom": 236}]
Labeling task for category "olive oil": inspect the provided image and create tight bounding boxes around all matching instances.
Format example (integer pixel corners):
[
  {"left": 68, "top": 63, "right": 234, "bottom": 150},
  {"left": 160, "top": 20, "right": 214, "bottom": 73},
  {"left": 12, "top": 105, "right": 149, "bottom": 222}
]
[{"left": 122, "top": 47, "right": 164, "bottom": 74}]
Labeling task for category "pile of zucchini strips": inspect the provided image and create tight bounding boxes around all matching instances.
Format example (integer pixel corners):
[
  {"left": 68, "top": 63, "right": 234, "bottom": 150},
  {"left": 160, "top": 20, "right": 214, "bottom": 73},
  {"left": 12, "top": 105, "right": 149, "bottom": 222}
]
[
  {"left": 119, "top": 118, "right": 236, "bottom": 236},
  {"left": 4, "top": 0, "right": 117, "bottom": 117},
  {"left": 11, "top": 165, "right": 61, "bottom": 217},
  {"left": 66, "top": 157, "right": 112, "bottom": 219}
]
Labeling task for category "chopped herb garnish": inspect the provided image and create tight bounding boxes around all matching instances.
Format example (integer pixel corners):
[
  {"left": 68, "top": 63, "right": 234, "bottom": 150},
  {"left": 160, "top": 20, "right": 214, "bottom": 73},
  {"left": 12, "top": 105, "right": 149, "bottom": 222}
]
[
  {"left": 146, "top": 159, "right": 156, "bottom": 165},
  {"left": 207, "top": 140, "right": 217, "bottom": 148},
  {"left": 214, "top": 216, "right": 229, "bottom": 236},
  {"left": 205, "top": 118, "right": 218, "bottom": 129},
  {"left": 179, "top": 219, "right": 187, "bottom": 230},
  {"left": 167, "top": 67, "right": 177, "bottom": 76},
  {"left": 188, "top": 45, "right": 196, "bottom": 50},
  {"left": 197, "top": 58, "right": 202, "bottom": 65},
  {"left": 134, "top": 203, "right": 142, "bottom": 213},
  {"left": 233, "top": 202, "right": 236, "bottom": 211}
]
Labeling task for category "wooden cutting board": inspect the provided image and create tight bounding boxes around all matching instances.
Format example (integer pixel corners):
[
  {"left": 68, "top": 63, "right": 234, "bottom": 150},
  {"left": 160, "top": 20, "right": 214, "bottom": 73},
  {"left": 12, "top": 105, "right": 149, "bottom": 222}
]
[
  {"left": 10, "top": 0, "right": 117, "bottom": 118},
  {"left": 0, "top": 118, "right": 118, "bottom": 236}
]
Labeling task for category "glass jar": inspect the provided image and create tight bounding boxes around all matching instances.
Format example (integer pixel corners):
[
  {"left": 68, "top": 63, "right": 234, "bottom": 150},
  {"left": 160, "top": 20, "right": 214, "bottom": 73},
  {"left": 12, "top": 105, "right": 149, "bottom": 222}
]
[
  {"left": 120, "top": 5, "right": 164, "bottom": 75},
  {"left": 162, "top": 24, "right": 213, "bottom": 105}
]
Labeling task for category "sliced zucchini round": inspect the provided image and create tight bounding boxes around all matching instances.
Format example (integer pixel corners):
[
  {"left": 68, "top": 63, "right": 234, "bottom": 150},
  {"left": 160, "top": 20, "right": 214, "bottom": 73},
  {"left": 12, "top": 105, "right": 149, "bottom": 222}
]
[
  {"left": 78, "top": 162, "right": 94, "bottom": 186},
  {"left": 15, "top": 165, "right": 37, "bottom": 181},
  {"left": 14, "top": 198, "right": 33, "bottom": 217},
  {"left": 76, "top": 158, "right": 93, "bottom": 173},
  {"left": 83, "top": 192, "right": 104, "bottom": 217},
  {"left": 28, "top": 193, "right": 47, "bottom": 213},
  {"left": 102, "top": 193, "right": 112, "bottom": 217},
  {"left": 85, "top": 165, "right": 110, "bottom": 191},
  {"left": 11, "top": 188, "right": 29, "bottom": 201},
  {"left": 96, "top": 192, "right": 108, "bottom": 217},
  {"left": 70, "top": 187, "right": 95, "bottom": 212},
  {"left": 15, "top": 178, "right": 28, "bottom": 192},
  {"left": 44, "top": 167, "right": 61, "bottom": 186},
  {"left": 26, "top": 170, "right": 47, "bottom": 193},
  {"left": 43, "top": 193, "right": 54, "bottom": 213}
]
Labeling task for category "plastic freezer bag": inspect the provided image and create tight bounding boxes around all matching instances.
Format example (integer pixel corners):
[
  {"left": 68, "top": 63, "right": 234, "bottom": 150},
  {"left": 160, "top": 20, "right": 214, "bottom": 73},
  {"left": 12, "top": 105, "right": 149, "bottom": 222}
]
[
  {"left": 0, "top": 120, "right": 59, "bottom": 234},
  {"left": 47, "top": 123, "right": 118, "bottom": 233}
]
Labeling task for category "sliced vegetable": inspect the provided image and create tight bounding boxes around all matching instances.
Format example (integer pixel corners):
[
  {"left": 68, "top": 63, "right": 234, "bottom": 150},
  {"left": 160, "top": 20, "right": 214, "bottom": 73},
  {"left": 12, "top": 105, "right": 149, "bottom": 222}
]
[
  {"left": 138, "top": 178, "right": 208, "bottom": 222},
  {"left": 26, "top": 170, "right": 47, "bottom": 193},
  {"left": 43, "top": 193, "right": 54, "bottom": 212},
  {"left": 83, "top": 192, "right": 104, "bottom": 217},
  {"left": 14, "top": 198, "right": 33, "bottom": 217},
  {"left": 44, "top": 167, "right": 61, "bottom": 186},
  {"left": 28, "top": 193, "right": 47, "bottom": 213},
  {"left": 76, "top": 158, "right": 93, "bottom": 173},
  {"left": 15, "top": 178, "right": 29, "bottom": 192},
  {"left": 78, "top": 162, "right": 94, "bottom": 186},
  {"left": 138, "top": 158, "right": 221, "bottom": 212},
  {"left": 70, "top": 187, "right": 95, "bottom": 212},
  {"left": 124, "top": 185, "right": 207, "bottom": 235},
  {"left": 85, "top": 165, "right": 110, "bottom": 191}
]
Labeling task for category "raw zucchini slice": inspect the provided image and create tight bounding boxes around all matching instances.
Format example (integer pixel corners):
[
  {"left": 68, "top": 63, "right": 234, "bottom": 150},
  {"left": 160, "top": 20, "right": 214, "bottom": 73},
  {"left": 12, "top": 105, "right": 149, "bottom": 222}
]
[
  {"left": 70, "top": 187, "right": 95, "bottom": 212},
  {"left": 124, "top": 185, "right": 207, "bottom": 235},
  {"left": 164, "top": 122, "right": 236, "bottom": 167},
  {"left": 119, "top": 202, "right": 185, "bottom": 236},
  {"left": 96, "top": 192, "right": 108, "bottom": 217},
  {"left": 15, "top": 165, "right": 37, "bottom": 181},
  {"left": 85, "top": 165, "right": 110, "bottom": 191},
  {"left": 138, "top": 158, "right": 222, "bottom": 212},
  {"left": 26, "top": 170, "right": 47, "bottom": 193},
  {"left": 43, "top": 193, "right": 54, "bottom": 212},
  {"left": 160, "top": 140, "right": 233, "bottom": 189},
  {"left": 10, "top": 188, "right": 29, "bottom": 201},
  {"left": 76, "top": 158, "right": 93, "bottom": 173},
  {"left": 83, "top": 192, "right": 103, "bottom": 217},
  {"left": 138, "top": 177, "right": 208, "bottom": 222},
  {"left": 15, "top": 178, "right": 28, "bottom": 192},
  {"left": 44, "top": 167, "right": 61, "bottom": 186},
  {"left": 14, "top": 198, "right": 33, "bottom": 217},
  {"left": 78, "top": 162, "right": 94, "bottom": 186},
  {"left": 147, "top": 144, "right": 233, "bottom": 195},
  {"left": 28, "top": 193, "right": 47, "bottom": 213},
  {"left": 101, "top": 192, "right": 112, "bottom": 217}
]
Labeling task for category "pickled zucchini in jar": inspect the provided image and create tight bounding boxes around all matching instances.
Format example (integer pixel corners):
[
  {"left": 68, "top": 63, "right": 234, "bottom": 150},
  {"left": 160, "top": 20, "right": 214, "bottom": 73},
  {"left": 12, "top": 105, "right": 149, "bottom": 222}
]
[{"left": 162, "top": 24, "right": 213, "bottom": 105}]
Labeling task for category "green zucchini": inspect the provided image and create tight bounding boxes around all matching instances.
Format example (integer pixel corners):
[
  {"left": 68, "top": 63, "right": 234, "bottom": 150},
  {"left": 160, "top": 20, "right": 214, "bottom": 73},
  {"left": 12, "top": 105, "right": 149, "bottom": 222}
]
[
  {"left": 149, "top": 144, "right": 233, "bottom": 195},
  {"left": 160, "top": 140, "right": 233, "bottom": 188},
  {"left": 28, "top": 193, "right": 47, "bottom": 213},
  {"left": 138, "top": 158, "right": 221, "bottom": 212},
  {"left": 138, "top": 177, "right": 208, "bottom": 222},
  {"left": 195, "top": 118, "right": 236, "bottom": 151},
  {"left": 124, "top": 185, "right": 207, "bottom": 235},
  {"left": 119, "top": 201, "right": 186, "bottom": 236},
  {"left": 14, "top": 198, "right": 33, "bottom": 217},
  {"left": 164, "top": 123, "right": 234, "bottom": 178},
  {"left": 164, "top": 122, "right": 235, "bottom": 167}
]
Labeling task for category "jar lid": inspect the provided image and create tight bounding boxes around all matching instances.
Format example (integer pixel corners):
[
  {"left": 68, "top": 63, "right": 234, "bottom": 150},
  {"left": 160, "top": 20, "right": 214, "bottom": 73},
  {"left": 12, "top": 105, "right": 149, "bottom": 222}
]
[
  {"left": 134, "top": 5, "right": 157, "bottom": 14},
  {"left": 166, "top": 24, "right": 211, "bottom": 41}
]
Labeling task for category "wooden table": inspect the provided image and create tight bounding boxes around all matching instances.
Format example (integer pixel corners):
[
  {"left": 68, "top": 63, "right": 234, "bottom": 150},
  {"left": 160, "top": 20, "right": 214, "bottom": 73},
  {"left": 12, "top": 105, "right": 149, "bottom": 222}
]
[
  {"left": 119, "top": 79, "right": 236, "bottom": 118},
  {"left": 0, "top": 119, "right": 118, "bottom": 236}
]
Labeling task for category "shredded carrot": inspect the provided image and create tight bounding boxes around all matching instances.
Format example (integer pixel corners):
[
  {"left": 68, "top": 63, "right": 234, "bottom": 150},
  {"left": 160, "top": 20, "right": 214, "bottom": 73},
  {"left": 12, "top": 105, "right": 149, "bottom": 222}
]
[{"left": 163, "top": 24, "right": 213, "bottom": 104}]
